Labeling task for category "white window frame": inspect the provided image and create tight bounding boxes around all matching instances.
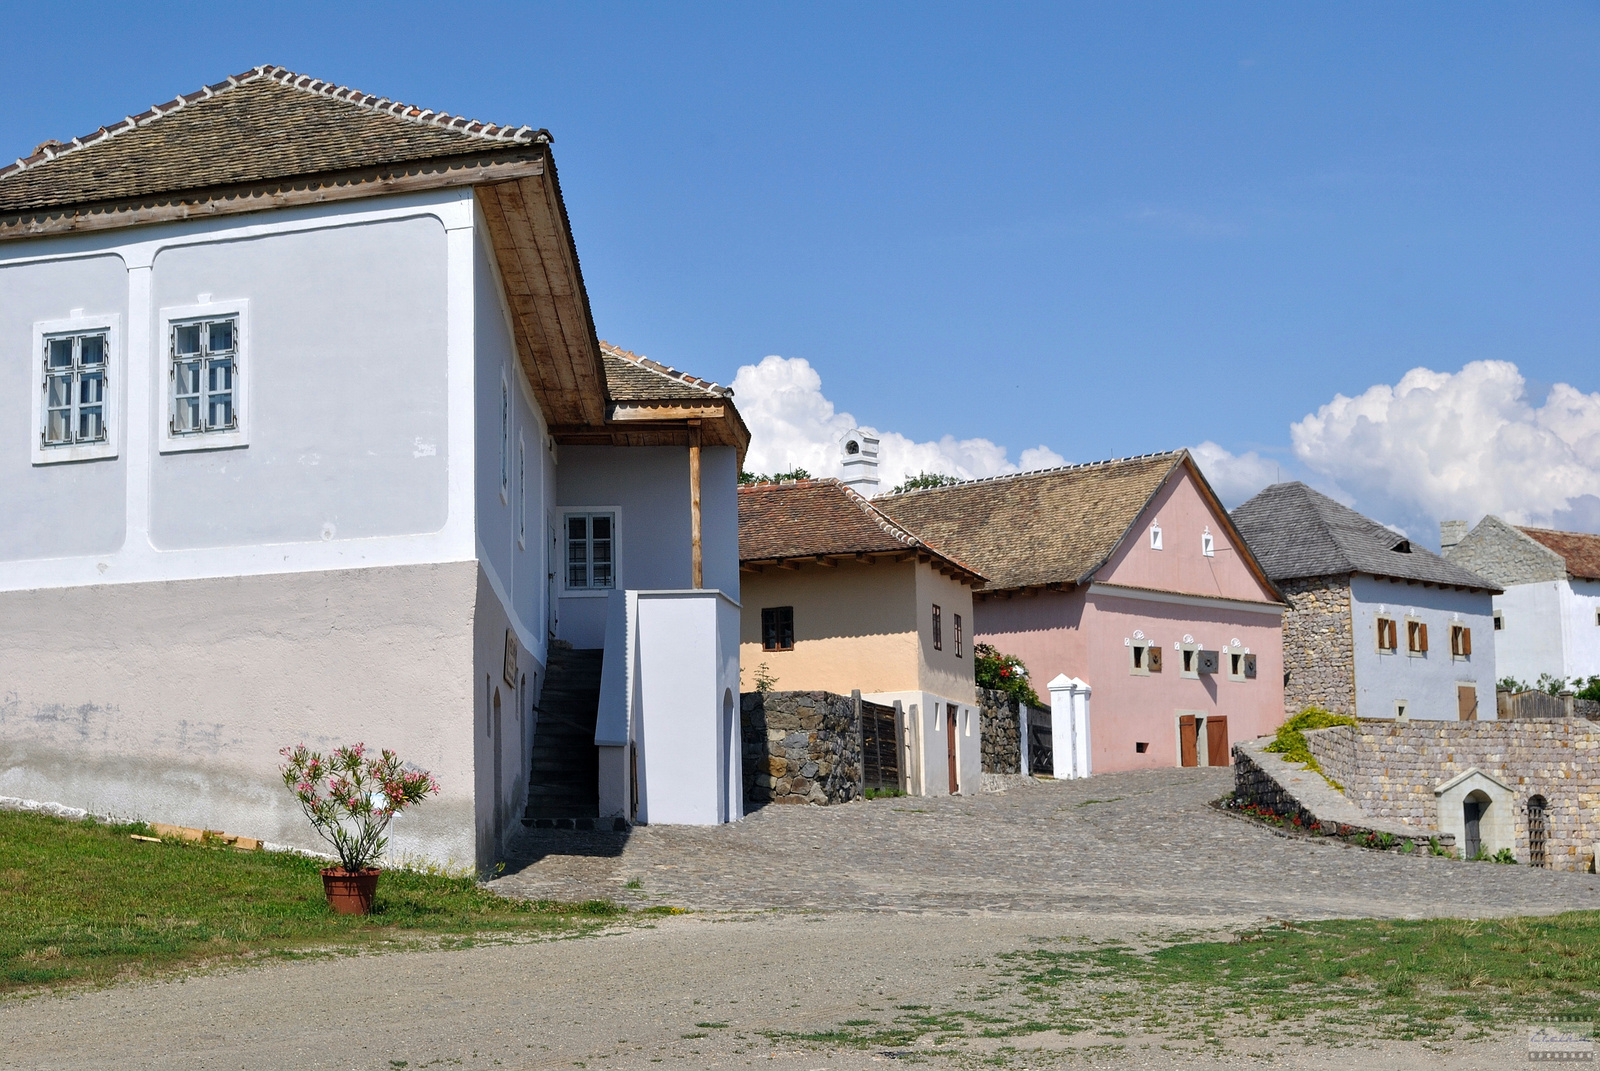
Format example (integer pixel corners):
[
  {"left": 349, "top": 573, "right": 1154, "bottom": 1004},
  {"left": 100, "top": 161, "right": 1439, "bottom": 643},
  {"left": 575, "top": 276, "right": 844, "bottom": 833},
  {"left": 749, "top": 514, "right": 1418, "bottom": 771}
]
[
  {"left": 1201, "top": 527, "right": 1215, "bottom": 557},
  {"left": 159, "top": 299, "right": 249, "bottom": 453},
  {"left": 561, "top": 507, "right": 620, "bottom": 596},
  {"left": 1149, "top": 520, "right": 1163, "bottom": 550},
  {"left": 31, "top": 313, "right": 121, "bottom": 465},
  {"left": 517, "top": 432, "right": 527, "bottom": 550}
]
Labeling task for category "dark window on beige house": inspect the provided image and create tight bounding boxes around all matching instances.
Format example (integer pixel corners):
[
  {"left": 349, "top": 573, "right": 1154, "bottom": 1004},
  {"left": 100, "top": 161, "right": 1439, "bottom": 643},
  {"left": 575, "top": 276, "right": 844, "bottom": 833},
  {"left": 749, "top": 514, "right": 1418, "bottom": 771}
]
[
  {"left": 954, "top": 613, "right": 963, "bottom": 657},
  {"left": 761, "top": 606, "right": 794, "bottom": 651},
  {"left": 932, "top": 604, "right": 943, "bottom": 651}
]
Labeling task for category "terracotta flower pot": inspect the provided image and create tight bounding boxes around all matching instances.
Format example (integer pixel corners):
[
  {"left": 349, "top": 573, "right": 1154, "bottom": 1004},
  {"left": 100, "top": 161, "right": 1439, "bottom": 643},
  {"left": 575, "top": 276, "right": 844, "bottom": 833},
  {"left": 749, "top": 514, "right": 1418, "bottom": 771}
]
[{"left": 321, "top": 867, "right": 381, "bottom": 915}]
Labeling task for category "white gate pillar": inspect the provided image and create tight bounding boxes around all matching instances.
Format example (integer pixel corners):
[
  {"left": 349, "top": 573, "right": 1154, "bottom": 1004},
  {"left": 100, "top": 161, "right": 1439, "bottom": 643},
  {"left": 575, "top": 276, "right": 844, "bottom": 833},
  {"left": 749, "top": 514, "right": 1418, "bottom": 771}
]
[{"left": 1046, "top": 674, "right": 1093, "bottom": 779}]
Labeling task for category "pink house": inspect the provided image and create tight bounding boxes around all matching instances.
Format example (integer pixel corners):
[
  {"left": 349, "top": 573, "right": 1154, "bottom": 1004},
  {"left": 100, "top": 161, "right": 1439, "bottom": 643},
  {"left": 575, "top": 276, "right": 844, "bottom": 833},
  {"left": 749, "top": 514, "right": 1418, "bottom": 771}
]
[{"left": 880, "top": 451, "right": 1287, "bottom": 773}]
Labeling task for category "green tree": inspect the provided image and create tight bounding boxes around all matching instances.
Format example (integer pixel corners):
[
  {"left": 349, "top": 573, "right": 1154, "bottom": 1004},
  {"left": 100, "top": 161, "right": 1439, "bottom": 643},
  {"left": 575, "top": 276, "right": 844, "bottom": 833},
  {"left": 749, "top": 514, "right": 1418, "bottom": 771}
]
[
  {"left": 890, "top": 471, "right": 959, "bottom": 494},
  {"left": 739, "top": 467, "right": 812, "bottom": 485}
]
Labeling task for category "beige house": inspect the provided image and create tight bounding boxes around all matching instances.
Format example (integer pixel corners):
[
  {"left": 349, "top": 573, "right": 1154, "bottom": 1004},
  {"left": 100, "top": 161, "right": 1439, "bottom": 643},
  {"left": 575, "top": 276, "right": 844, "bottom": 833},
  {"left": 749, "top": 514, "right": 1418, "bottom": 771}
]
[{"left": 738, "top": 479, "right": 986, "bottom": 794}]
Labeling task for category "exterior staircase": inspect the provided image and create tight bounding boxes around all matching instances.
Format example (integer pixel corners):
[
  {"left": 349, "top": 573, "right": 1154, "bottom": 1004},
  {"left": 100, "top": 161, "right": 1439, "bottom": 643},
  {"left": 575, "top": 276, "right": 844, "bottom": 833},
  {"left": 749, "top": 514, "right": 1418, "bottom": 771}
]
[{"left": 521, "top": 646, "right": 624, "bottom": 831}]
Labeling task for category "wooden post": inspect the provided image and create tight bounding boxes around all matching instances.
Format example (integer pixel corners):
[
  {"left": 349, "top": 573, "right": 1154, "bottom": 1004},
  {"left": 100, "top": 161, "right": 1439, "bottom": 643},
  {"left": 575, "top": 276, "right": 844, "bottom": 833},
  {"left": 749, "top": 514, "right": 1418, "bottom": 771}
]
[
  {"left": 852, "top": 689, "right": 865, "bottom": 801},
  {"left": 688, "top": 421, "right": 703, "bottom": 589}
]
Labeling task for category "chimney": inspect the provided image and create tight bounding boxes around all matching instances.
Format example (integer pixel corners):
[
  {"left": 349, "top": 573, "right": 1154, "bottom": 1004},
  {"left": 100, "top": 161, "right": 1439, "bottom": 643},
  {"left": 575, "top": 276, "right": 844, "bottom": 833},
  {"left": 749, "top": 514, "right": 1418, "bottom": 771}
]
[
  {"left": 1440, "top": 520, "right": 1467, "bottom": 551},
  {"left": 839, "top": 429, "right": 880, "bottom": 495}
]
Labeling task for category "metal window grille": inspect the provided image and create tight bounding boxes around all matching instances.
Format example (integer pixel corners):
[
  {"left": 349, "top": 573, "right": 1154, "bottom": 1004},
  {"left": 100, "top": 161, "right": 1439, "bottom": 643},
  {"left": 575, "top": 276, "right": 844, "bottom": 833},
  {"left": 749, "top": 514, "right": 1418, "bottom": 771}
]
[
  {"left": 761, "top": 606, "right": 794, "bottom": 651},
  {"left": 41, "top": 331, "right": 109, "bottom": 447},
  {"left": 169, "top": 317, "right": 237, "bottom": 435},
  {"left": 1528, "top": 795, "right": 1549, "bottom": 868},
  {"left": 565, "top": 513, "right": 614, "bottom": 589}
]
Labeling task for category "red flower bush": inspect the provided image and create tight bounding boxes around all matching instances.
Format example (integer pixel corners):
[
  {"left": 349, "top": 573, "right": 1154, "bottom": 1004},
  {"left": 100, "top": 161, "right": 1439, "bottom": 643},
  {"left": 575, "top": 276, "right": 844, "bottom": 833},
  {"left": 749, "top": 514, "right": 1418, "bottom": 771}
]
[{"left": 279, "top": 743, "right": 439, "bottom": 872}]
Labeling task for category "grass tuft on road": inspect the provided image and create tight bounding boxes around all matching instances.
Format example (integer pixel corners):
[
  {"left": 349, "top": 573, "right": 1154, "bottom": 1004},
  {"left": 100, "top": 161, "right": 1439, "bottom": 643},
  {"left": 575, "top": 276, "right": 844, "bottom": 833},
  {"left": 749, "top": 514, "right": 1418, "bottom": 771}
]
[
  {"left": 783, "top": 913, "right": 1600, "bottom": 1051},
  {"left": 1, "top": 809, "right": 624, "bottom": 995}
]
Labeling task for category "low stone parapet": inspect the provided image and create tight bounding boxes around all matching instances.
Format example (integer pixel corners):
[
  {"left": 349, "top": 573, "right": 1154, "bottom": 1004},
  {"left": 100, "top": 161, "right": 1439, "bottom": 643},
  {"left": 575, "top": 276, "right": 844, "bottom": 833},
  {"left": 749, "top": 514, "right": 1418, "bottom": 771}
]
[
  {"left": 1232, "top": 738, "right": 1451, "bottom": 852},
  {"left": 740, "top": 691, "right": 862, "bottom": 807}
]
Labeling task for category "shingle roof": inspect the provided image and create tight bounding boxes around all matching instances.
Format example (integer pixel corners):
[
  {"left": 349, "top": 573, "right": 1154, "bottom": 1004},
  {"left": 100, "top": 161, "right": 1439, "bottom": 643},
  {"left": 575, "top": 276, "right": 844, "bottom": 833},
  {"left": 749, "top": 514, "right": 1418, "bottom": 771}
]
[
  {"left": 876, "top": 452, "right": 1187, "bottom": 592},
  {"left": 600, "top": 341, "right": 731, "bottom": 402},
  {"left": 1519, "top": 526, "right": 1600, "bottom": 582},
  {"left": 739, "top": 479, "right": 984, "bottom": 584},
  {"left": 1231, "top": 482, "right": 1501, "bottom": 591},
  {"left": 0, "top": 65, "right": 546, "bottom": 215}
]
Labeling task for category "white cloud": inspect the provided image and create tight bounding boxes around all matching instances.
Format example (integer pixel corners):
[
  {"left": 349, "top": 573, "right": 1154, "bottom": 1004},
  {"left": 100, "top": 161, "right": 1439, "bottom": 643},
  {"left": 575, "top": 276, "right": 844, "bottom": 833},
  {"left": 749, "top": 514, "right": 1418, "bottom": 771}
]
[
  {"left": 1290, "top": 360, "right": 1600, "bottom": 535},
  {"left": 731, "top": 355, "right": 1066, "bottom": 492},
  {"left": 1188, "top": 441, "right": 1282, "bottom": 507}
]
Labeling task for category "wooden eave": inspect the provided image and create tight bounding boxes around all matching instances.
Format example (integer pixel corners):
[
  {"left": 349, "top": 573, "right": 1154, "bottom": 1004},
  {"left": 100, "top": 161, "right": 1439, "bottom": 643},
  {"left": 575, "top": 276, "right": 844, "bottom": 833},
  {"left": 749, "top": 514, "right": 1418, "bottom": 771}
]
[
  {"left": 740, "top": 549, "right": 984, "bottom": 587},
  {"left": 476, "top": 154, "right": 609, "bottom": 429},
  {"left": 548, "top": 399, "right": 751, "bottom": 464}
]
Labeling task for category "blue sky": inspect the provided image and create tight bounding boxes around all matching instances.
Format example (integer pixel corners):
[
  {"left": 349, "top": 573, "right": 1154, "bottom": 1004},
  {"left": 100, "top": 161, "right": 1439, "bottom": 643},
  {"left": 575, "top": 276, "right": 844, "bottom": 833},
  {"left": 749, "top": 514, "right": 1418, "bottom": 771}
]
[{"left": 3, "top": 3, "right": 1597, "bottom": 536}]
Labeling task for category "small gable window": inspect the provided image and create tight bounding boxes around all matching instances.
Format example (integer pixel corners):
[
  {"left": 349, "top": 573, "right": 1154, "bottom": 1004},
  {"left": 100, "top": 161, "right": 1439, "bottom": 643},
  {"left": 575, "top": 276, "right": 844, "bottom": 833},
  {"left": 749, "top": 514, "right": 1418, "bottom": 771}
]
[
  {"left": 1149, "top": 521, "right": 1163, "bottom": 550},
  {"left": 761, "top": 606, "right": 794, "bottom": 652},
  {"left": 1200, "top": 528, "right": 1214, "bottom": 557},
  {"left": 1494, "top": 610, "right": 1504, "bottom": 631}
]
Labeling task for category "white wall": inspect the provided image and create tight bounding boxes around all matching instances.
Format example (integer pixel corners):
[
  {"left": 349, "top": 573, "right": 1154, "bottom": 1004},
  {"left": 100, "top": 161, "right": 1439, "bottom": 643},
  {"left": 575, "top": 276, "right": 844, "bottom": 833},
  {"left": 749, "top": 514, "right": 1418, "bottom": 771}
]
[
  {"left": 553, "top": 444, "right": 739, "bottom": 648},
  {"left": 0, "top": 190, "right": 479, "bottom": 594},
  {"left": 1563, "top": 579, "right": 1600, "bottom": 681},
  {"left": 1492, "top": 581, "right": 1567, "bottom": 685},
  {"left": 861, "top": 689, "right": 981, "bottom": 796},
  {"left": 1350, "top": 574, "right": 1498, "bottom": 721},
  {"left": 0, "top": 254, "right": 129, "bottom": 560}
]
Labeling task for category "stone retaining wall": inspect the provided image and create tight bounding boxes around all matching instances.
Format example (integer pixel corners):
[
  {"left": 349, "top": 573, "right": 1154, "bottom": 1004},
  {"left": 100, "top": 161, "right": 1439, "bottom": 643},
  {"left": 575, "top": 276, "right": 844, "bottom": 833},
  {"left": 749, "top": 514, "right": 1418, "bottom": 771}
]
[
  {"left": 979, "top": 688, "right": 1022, "bottom": 774},
  {"left": 740, "top": 691, "right": 862, "bottom": 807},
  {"left": 1306, "top": 720, "right": 1600, "bottom": 871}
]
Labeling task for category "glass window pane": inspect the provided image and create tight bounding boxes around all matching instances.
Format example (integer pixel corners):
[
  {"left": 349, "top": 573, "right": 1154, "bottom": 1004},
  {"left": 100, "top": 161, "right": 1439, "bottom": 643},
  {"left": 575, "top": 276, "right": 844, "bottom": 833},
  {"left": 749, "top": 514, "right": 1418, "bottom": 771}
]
[
  {"left": 592, "top": 516, "right": 612, "bottom": 540},
  {"left": 79, "top": 335, "right": 105, "bottom": 365},
  {"left": 48, "top": 338, "right": 74, "bottom": 368},
  {"left": 79, "top": 407, "right": 104, "bottom": 441},
  {"left": 208, "top": 394, "right": 233, "bottom": 429},
  {"left": 46, "top": 408, "right": 71, "bottom": 444},
  {"left": 593, "top": 562, "right": 612, "bottom": 588},
  {"left": 568, "top": 563, "right": 587, "bottom": 587},
  {"left": 208, "top": 358, "right": 233, "bottom": 393},
  {"left": 208, "top": 320, "right": 233, "bottom": 353},
  {"left": 79, "top": 371, "right": 103, "bottom": 405},
  {"left": 175, "top": 360, "right": 201, "bottom": 395},
  {"left": 173, "top": 324, "right": 201, "bottom": 355},
  {"left": 47, "top": 375, "right": 72, "bottom": 408},
  {"left": 568, "top": 516, "right": 587, "bottom": 541},
  {"left": 174, "top": 397, "right": 201, "bottom": 433}
]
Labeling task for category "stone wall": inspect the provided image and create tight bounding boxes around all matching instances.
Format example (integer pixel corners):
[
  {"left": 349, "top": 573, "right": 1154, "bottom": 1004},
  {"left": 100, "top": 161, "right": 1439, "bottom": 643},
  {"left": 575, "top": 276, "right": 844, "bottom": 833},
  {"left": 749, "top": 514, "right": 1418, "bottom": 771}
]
[
  {"left": 979, "top": 688, "right": 1022, "bottom": 774},
  {"left": 741, "top": 691, "right": 862, "bottom": 807},
  {"left": 1279, "top": 574, "right": 1357, "bottom": 717},
  {"left": 1444, "top": 515, "right": 1567, "bottom": 586},
  {"left": 1306, "top": 720, "right": 1600, "bottom": 870}
]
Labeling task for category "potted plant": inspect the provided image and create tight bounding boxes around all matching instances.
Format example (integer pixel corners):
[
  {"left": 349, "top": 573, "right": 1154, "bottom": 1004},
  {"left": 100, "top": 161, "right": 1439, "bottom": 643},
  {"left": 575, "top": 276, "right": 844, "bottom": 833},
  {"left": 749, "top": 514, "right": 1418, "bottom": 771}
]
[{"left": 279, "top": 743, "right": 439, "bottom": 915}]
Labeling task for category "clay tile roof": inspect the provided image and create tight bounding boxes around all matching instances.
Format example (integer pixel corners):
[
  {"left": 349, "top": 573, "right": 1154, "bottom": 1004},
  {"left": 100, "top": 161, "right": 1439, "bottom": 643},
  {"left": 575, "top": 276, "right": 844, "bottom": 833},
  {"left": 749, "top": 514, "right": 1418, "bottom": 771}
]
[
  {"left": 876, "top": 452, "right": 1186, "bottom": 592},
  {"left": 1518, "top": 526, "right": 1600, "bottom": 582},
  {"left": 738, "top": 479, "right": 985, "bottom": 584},
  {"left": 0, "top": 65, "right": 546, "bottom": 215},
  {"left": 599, "top": 340, "right": 730, "bottom": 402},
  {"left": 1231, "top": 482, "right": 1501, "bottom": 592}
]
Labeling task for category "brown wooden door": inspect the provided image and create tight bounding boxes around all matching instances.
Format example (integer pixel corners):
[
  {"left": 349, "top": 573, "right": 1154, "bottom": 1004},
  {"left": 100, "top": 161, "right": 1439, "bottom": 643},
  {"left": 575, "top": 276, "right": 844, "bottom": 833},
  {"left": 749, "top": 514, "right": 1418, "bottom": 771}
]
[
  {"left": 1458, "top": 685, "right": 1479, "bottom": 721},
  {"left": 946, "top": 705, "right": 959, "bottom": 794},
  {"left": 1178, "top": 714, "right": 1198, "bottom": 767},
  {"left": 1205, "top": 716, "right": 1229, "bottom": 767}
]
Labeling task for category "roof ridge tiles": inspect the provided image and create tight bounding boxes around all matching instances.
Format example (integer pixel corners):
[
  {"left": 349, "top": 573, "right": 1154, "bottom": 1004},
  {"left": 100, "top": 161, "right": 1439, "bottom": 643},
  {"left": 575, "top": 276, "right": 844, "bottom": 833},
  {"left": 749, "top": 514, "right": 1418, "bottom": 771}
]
[
  {"left": 881, "top": 449, "right": 1184, "bottom": 499},
  {"left": 0, "top": 63, "right": 546, "bottom": 185}
]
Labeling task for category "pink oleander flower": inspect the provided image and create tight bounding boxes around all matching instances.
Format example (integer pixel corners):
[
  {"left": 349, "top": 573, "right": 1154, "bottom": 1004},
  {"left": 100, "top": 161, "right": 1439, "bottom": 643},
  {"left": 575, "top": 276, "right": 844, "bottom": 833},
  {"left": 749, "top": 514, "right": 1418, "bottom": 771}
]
[{"left": 279, "top": 741, "right": 440, "bottom": 873}]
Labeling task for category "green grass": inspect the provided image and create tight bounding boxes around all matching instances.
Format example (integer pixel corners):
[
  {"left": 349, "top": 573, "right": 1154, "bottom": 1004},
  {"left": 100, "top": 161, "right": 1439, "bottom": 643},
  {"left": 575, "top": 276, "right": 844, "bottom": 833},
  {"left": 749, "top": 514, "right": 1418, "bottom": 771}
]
[
  {"left": 777, "top": 914, "right": 1600, "bottom": 1050},
  {"left": 0, "top": 809, "right": 626, "bottom": 995}
]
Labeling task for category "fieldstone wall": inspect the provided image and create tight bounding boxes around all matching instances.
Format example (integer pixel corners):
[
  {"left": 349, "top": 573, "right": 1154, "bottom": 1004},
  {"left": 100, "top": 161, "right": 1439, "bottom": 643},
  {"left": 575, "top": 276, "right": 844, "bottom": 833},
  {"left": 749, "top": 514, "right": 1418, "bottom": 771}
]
[
  {"left": 1279, "top": 574, "right": 1356, "bottom": 717},
  {"left": 1306, "top": 720, "right": 1600, "bottom": 870},
  {"left": 741, "top": 691, "right": 861, "bottom": 807},
  {"left": 979, "top": 688, "right": 1022, "bottom": 774},
  {"left": 1443, "top": 515, "right": 1567, "bottom": 586}
]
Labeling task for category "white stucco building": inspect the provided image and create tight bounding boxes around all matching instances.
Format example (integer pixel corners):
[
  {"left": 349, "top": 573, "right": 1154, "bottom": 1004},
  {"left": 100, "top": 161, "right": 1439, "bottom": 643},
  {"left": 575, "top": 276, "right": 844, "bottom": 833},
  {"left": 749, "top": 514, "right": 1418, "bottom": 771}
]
[
  {"left": 0, "top": 67, "right": 748, "bottom": 870},
  {"left": 1442, "top": 516, "right": 1600, "bottom": 687}
]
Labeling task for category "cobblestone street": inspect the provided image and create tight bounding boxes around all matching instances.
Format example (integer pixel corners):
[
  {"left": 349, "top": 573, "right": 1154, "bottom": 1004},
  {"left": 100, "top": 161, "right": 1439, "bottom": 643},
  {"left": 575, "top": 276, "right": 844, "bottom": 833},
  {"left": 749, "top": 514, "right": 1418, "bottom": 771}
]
[{"left": 493, "top": 767, "right": 1600, "bottom": 918}]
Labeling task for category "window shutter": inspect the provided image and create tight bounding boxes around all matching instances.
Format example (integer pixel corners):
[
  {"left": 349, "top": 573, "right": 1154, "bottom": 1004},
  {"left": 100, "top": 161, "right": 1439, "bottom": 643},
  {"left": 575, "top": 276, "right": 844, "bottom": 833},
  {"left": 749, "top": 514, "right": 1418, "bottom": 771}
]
[
  {"left": 1418, "top": 623, "right": 1428, "bottom": 652},
  {"left": 1149, "top": 646, "right": 1163, "bottom": 673},
  {"left": 1462, "top": 627, "right": 1471, "bottom": 656}
]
